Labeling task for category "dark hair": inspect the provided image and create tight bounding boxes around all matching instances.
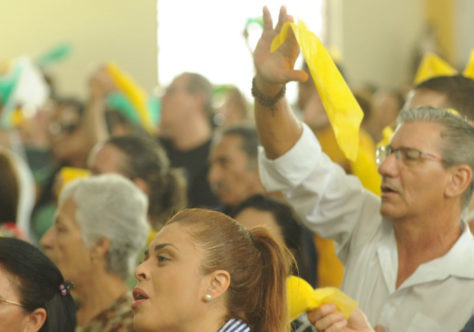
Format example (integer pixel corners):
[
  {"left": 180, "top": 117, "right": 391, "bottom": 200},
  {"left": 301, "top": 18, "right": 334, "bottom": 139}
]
[
  {"left": 231, "top": 194, "right": 317, "bottom": 287},
  {"left": 0, "top": 237, "right": 76, "bottom": 331},
  {"left": 106, "top": 135, "right": 187, "bottom": 229},
  {"left": 217, "top": 125, "right": 259, "bottom": 168},
  {"left": 56, "top": 97, "right": 86, "bottom": 117},
  {"left": 413, "top": 75, "right": 474, "bottom": 120},
  {"left": 0, "top": 150, "right": 19, "bottom": 223},
  {"left": 167, "top": 209, "right": 292, "bottom": 332}
]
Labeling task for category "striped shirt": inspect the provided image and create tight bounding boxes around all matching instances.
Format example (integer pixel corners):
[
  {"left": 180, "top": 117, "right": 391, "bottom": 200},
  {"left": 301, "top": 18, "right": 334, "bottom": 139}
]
[{"left": 217, "top": 318, "right": 251, "bottom": 332}]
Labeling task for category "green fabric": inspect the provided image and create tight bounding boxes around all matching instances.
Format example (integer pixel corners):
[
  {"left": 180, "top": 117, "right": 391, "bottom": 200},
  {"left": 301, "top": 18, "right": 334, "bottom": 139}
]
[{"left": 32, "top": 203, "right": 56, "bottom": 241}]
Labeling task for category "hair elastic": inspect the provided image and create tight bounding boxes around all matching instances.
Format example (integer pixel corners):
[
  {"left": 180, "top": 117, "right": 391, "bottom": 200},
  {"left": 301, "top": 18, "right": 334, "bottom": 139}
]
[{"left": 59, "top": 281, "right": 73, "bottom": 296}]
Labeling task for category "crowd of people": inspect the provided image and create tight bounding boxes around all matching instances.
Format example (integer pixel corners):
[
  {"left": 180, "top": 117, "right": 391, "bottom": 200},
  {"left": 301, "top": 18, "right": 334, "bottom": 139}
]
[{"left": 0, "top": 5, "right": 473, "bottom": 332}]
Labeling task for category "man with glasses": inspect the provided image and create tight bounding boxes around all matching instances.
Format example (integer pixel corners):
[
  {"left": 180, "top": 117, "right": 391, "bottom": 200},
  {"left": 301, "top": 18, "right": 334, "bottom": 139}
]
[{"left": 251, "top": 7, "right": 474, "bottom": 331}]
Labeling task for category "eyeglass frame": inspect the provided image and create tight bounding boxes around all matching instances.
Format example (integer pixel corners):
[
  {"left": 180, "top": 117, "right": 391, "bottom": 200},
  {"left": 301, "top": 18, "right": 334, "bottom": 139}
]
[
  {"left": 0, "top": 296, "right": 24, "bottom": 308},
  {"left": 376, "top": 145, "right": 444, "bottom": 166}
]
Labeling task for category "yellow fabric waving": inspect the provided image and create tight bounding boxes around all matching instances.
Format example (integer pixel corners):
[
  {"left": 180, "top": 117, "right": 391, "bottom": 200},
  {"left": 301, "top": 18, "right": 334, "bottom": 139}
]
[
  {"left": 463, "top": 49, "right": 474, "bottom": 79},
  {"left": 271, "top": 21, "right": 363, "bottom": 162},
  {"left": 287, "top": 275, "right": 357, "bottom": 321},
  {"left": 413, "top": 53, "right": 457, "bottom": 85},
  {"left": 106, "top": 63, "right": 154, "bottom": 134}
]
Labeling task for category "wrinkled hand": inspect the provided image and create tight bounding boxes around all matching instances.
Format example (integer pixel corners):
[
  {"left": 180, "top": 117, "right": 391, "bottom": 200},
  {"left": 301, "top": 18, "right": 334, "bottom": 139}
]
[
  {"left": 253, "top": 6, "right": 308, "bottom": 93},
  {"left": 308, "top": 304, "right": 383, "bottom": 332},
  {"left": 89, "top": 65, "right": 116, "bottom": 99}
]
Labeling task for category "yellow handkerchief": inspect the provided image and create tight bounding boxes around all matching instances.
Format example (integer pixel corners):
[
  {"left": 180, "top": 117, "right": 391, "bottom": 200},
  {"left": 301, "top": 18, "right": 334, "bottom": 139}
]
[
  {"left": 271, "top": 21, "right": 363, "bottom": 162},
  {"left": 413, "top": 53, "right": 457, "bottom": 84},
  {"left": 106, "top": 63, "right": 154, "bottom": 134},
  {"left": 287, "top": 275, "right": 357, "bottom": 321},
  {"left": 463, "top": 49, "right": 474, "bottom": 79}
]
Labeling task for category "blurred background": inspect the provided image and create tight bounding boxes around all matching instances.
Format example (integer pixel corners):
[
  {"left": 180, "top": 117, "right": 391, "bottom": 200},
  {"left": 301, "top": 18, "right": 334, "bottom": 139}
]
[{"left": 1, "top": 0, "right": 473, "bottom": 103}]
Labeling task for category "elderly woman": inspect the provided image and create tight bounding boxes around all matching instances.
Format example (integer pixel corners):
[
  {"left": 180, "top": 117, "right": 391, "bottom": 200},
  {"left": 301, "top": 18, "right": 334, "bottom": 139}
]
[
  {"left": 0, "top": 237, "right": 76, "bottom": 332},
  {"left": 41, "top": 174, "right": 149, "bottom": 332},
  {"left": 133, "top": 208, "right": 292, "bottom": 332}
]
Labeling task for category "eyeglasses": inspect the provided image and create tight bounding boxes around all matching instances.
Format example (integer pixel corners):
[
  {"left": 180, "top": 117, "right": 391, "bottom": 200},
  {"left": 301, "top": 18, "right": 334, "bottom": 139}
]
[
  {"left": 0, "top": 296, "right": 24, "bottom": 308},
  {"left": 376, "top": 145, "right": 443, "bottom": 165},
  {"left": 49, "top": 122, "right": 80, "bottom": 136}
]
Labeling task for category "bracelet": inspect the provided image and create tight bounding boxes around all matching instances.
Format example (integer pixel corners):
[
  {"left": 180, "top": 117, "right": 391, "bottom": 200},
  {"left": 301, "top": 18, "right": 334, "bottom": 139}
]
[{"left": 251, "top": 77, "right": 286, "bottom": 107}]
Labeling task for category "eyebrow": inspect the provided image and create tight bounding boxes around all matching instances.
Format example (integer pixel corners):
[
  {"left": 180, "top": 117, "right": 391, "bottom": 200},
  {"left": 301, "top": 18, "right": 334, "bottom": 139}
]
[{"left": 144, "top": 243, "right": 178, "bottom": 257}]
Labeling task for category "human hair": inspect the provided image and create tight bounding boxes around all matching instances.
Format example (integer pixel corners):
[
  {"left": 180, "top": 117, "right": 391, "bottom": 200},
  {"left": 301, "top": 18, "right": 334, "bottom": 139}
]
[
  {"left": 217, "top": 125, "right": 259, "bottom": 169},
  {"left": 0, "top": 149, "right": 19, "bottom": 223},
  {"left": 0, "top": 237, "right": 76, "bottom": 332},
  {"left": 166, "top": 208, "right": 292, "bottom": 332},
  {"left": 397, "top": 106, "right": 474, "bottom": 208},
  {"left": 56, "top": 97, "right": 86, "bottom": 117},
  {"left": 184, "top": 72, "right": 214, "bottom": 122},
  {"left": 58, "top": 174, "right": 150, "bottom": 280},
  {"left": 413, "top": 75, "right": 474, "bottom": 120},
  {"left": 105, "top": 135, "right": 187, "bottom": 229},
  {"left": 231, "top": 194, "right": 317, "bottom": 286}
]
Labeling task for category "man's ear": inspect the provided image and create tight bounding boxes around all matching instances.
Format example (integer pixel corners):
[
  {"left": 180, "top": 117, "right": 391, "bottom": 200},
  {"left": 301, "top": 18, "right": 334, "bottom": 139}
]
[
  {"left": 445, "top": 164, "right": 472, "bottom": 199},
  {"left": 202, "top": 270, "right": 231, "bottom": 302},
  {"left": 24, "top": 307, "right": 47, "bottom": 332}
]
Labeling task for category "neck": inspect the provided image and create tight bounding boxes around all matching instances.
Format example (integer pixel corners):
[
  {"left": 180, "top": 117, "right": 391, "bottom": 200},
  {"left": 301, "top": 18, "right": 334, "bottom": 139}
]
[
  {"left": 393, "top": 206, "right": 462, "bottom": 288},
  {"left": 168, "top": 117, "right": 212, "bottom": 151},
  {"left": 74, "top": 271, "right": 128, "bottom": 327}
]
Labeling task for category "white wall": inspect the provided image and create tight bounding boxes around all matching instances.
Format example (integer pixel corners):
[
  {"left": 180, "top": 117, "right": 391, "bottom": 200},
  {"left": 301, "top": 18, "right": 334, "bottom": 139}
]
[{"left": 1, "top": 0, "right": 157, "bottom": 98}]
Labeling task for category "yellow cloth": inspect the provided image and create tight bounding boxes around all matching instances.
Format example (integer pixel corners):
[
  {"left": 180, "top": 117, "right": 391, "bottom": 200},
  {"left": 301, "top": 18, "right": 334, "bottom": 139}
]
[
  {"left": 55, "top": 167, "right": 90, "bottom": 197},
  {"left": 463, "top": 49, "right": 474, "bottom": 79},
  {"left": 413, "top": 53, "right": 457, "bottom": 84},
  {"left": 271, "top": 20, "right": 364, "bottom": 162},
  {"left": 313, "top": 235, "right": 344, "bottom": 288},
  {"left": 106, "top": 63, "right": 154, "bottom": 134},
  {"left": 287, "top": 275, "right": 357, "bottom": 321}
]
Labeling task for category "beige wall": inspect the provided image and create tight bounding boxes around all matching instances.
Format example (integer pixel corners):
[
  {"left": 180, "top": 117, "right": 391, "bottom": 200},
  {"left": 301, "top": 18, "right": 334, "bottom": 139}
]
[
  {"left": 1, "top": 0, "right": 157, "bottom": 98},
  {"left": 328, "top": 0, "right": 425, "bottom": 90}
]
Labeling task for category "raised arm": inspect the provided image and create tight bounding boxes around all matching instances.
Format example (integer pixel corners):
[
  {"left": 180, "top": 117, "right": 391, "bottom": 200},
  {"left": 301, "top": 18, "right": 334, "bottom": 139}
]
[{"left": 252, "top": 6, "right": 308, "bottom": 159}]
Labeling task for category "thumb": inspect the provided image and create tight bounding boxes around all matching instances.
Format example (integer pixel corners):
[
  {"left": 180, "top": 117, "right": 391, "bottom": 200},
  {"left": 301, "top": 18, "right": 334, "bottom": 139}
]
[
  {"left": 374, "top": 324, "right": 386, "bottom": 332},
  {"left": 285, "top": 69, "right": 309, "bottom": 83}
]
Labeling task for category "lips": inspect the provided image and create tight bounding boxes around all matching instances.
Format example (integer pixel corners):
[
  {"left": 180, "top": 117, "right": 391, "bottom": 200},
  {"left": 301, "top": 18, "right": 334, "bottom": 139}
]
[
  {"left": 381, "top": 182, "right": 400, "bottom": 195},
  {"left": 132, "top": 287, "right": 149, "bottom": 309}
]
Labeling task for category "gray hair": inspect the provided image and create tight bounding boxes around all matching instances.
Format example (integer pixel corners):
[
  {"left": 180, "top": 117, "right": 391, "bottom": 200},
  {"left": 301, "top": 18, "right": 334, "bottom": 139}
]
[
  {"left": 58, "top": 174, "right": 149, "bottom": 280},
  {"left": 397, "top": 106, "right": 474, "bottom": 209},
  {"left": 213, "top": 125, "right": 260, "bottom": 169}
]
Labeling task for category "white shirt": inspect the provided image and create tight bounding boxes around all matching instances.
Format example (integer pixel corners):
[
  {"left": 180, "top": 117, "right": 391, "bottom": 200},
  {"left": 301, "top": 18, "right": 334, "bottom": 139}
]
[{"left": 259, "top": 123, "right": 474, "bottom": 332}]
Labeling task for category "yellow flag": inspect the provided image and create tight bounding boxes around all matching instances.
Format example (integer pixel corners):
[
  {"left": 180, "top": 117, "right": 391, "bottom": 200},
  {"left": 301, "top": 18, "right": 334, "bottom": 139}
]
[
  {"left": 106, "top": 63, "right": 155, "bottom": 134},
  {"left": 271, "top": 20, "right": 363, "bottom": 161},
  {"left": 414, "top": 53, "right": 457, "bottom": 84},
  {"left": 463, "top": 49, "right": 474, "bottom": 79},
  {"left": 287, "top": 275, "right": 357, "bottom": 321}
]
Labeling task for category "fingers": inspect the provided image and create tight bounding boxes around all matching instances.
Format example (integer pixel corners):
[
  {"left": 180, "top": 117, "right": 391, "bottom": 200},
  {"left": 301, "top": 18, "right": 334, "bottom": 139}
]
[
  {"left": 275, "top": 6, "right": 288, "bottom": 33},
  {"left": 374, "top": 325, "right": 386, "bottom": 332},
  {"left": 262, "top": 6, "right": 273, "bottom": 32},
  {"left": 308, "top": 304, "right": 348, "bottom": 332}
]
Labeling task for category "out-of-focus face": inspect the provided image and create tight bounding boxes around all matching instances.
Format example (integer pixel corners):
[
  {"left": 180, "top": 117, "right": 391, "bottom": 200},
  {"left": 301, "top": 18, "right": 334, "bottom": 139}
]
[
  {"left": 234, "top": 208, "right": 284, "bottom": 244},
  {"left": 48, "top": 104, "right": 89, "bottom": 165},
  {"left": 133, "top": 223, "right": 211, "bottom": 332},
  {"left": 0, "top": 265, "right": 31, "bottom": 332},
  {"left": 378, "top": 121, "right": 449, "bottom": 220},
  {"left": 303, "top": 89, "right": 329, "bottom": 131},
  {"left": 208, "top": 134, "right": 258, "bottom": 207},
  {"left": 40, "top": 197, "right": 94, "bottom": 286},
  {"left": 159, "top": 74, "right": 195, "bottom": 136},
  {"left": 88, "top": 143, "right": 127, "bottom": 175},
  {"left": 372, "top": 91, "right": 402, "bottom": 130}
]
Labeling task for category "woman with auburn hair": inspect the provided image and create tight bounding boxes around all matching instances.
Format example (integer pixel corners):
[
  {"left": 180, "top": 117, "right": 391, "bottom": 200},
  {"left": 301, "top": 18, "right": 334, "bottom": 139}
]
[{"left": 133, "top": 208, "right": 293, "bottom": 332}]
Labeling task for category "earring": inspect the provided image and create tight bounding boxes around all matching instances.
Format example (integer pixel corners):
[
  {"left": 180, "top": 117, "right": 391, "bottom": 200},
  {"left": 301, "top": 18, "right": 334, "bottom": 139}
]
[{"left": 204, "top": 294, "right": 212, "bottom": 302}]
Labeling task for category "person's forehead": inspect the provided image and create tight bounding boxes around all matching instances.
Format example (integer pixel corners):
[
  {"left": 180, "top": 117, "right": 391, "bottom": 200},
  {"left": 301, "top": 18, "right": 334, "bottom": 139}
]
[
  {"left": 407, "top": 89, "right": 447, "bottom": 109},
  {"left": 392, "top": 121, "right": 443, "bottom": 149}
]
